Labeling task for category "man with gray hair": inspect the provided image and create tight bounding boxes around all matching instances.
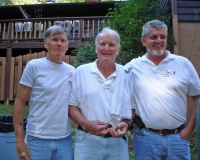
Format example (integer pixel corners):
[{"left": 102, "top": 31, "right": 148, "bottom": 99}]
[
  {"left": 14, "top": 25, "right": 75, "bottom": 160},
  {"left": 125, "top": 20, "right": 200, "bottom": 159},
  {"left": 69, "top": 27, "right": 133, "bottom": 160}
]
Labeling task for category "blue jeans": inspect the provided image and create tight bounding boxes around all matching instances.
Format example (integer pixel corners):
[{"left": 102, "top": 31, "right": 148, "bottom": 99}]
[
  {"left": 74, "top": 129, "right": 129, "bottom": 160},
  {"left": 132, "top": 126, "right": 190, "bottom": 160},
  {"left": 26, "top": 134, "right": 73, "bottom": 160}
]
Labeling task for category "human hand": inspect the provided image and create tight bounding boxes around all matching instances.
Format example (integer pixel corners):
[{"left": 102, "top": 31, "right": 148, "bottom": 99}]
[
  {"left": 179, "top": 129, "right": 191, "bottom": 141},
  {"left": 108, "top": 122, "right": 128, "bottom": 137},
  {"left": 83, "top": 120, "right": 109, "bottom": 136},
  {"left": 16, "top": 141, "right": 31, "bottom": 160}
]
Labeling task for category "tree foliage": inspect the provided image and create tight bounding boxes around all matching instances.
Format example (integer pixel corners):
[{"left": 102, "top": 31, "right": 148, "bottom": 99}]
[
  {"left": 71, "top": 42, "right": 97, "bottom": 67},
  {"left": 102, "top": 0, "right": 172, "bottom": 64},
  {"left": 0, "top": 0, "right": 13, "bottom": 6},
  {"left": 0, "top": 0, "right": 84, "bottom": 6},
  {"left": 72, "top": 0, "right": 172, "bottom": 66},
  {"left": 13, "top": 0, "right": 39, "bottom": 5}
]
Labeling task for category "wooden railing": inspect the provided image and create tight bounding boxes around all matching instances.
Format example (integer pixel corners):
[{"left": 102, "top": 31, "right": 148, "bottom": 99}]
[
  {"left": 0, "top": 51, "right": 77, "bottom": 103},
  {"left": 0, "top": 16, "right": 105, "bottom": 44}
]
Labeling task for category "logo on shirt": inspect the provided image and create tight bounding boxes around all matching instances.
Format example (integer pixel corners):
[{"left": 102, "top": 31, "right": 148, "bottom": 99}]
[
  {"left": 161, "top": 70, "right": 175, "bottom": 77},
  {"left": 67, "top": 72, "right": 73, "bottom": 79},
  {"left": 107, "top": 86, "right": 114, "bottom": 93},
  {"left": 67, "top": 72, "right": 73, "bottom": 86}
]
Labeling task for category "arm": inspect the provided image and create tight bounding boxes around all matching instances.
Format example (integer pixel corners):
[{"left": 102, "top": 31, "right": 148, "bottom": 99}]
[
  {"left": 68, "top": 105, "right": 108, "bottom": 136},
  {"left": 180, "top": 95, "right": 200, "bottom": 140},
  {"left": 14, "top": 84, "right": 31, "bottom": 160}
]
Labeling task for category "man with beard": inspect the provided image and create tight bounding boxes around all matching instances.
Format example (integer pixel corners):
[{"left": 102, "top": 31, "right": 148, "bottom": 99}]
[{"left": 125, "top": 20, "right": 200, "bottom": 160}]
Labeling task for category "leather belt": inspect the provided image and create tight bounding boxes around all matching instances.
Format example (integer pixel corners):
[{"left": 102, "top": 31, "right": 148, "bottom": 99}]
[
  {"left": 147, "top": 124, "right": 185, "bottom": 135},
  {"left": 77, "top": 125, "right": 126, "bottom": 141}
]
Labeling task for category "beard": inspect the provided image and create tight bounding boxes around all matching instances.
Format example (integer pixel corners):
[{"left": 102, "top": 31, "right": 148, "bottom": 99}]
[{"left": 151, "top": 49, "right": 165, "bottom": 56}]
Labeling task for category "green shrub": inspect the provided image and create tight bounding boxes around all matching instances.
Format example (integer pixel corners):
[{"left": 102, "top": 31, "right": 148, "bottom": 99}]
[
  {"left": 102, "top": 0, "right": 172, "bottom": 64},
  {"left": 71, "top": 41, "right": 97, "bottom": 67}
]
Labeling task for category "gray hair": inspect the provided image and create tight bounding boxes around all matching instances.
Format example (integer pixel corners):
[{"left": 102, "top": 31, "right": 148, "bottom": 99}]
[
  {"left": 95, "top": 27, "right": 120, "bottom": 47},
  {"left": 44, "top": 25, "right": 69, "bottom": 43},
  {"left": 142, "top": 20, "right": 168, "bottom": 37}
]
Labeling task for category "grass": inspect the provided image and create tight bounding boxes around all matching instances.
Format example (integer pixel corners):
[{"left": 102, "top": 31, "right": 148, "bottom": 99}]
[
  {"left": 0, "top": 103, "right": 197, "bottom": 160},
  {"left": 0, "top": 103, "right": 29, "bottom": 117}
]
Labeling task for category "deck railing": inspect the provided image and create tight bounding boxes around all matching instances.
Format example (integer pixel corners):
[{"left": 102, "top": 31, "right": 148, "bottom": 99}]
[{"left": 0, "top": 16, "right": 105, "bottom": 44}]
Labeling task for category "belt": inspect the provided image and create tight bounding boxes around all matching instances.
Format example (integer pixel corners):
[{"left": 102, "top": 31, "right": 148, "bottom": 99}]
[
  {"left": 147, "top": 124, "right": 185, "bottom": 136},
  {"left": 77, "top": 125, "right": 126, "bottom": 141}
]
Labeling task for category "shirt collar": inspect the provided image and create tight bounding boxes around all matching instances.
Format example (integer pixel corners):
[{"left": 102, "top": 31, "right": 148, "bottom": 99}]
[
  {"left": 90, "top": 59, "right": 117, "bottom": 77},
  {"left": 90, "top": 59, "right": 99, "bottom": 73}
]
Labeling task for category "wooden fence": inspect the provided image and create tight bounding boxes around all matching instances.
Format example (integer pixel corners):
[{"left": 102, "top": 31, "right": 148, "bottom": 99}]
[{"left": 0, "top": 51, "right": 76, "bottom": 103}]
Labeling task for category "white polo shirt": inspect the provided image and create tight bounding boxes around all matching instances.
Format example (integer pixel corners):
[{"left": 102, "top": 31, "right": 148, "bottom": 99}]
[
  {"left": 70, "top": 60, "right": 124, "bottom": 127},
  {"left": 125, "top": 51, "right": 200, "bottom": 129}
]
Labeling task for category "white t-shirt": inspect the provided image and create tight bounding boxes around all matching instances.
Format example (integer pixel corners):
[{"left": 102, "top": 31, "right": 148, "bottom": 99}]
[
  {"left": 20, "top": 57, "right": 75, "bottom": 139},
  {"left": 125, "top": 51, "right": 200, "bottom": 129}
]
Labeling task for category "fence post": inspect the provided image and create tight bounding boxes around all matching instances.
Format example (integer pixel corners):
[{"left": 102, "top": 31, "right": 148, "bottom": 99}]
[
  {"left": 197, "top": 99, "right": 200, "bottom": 160},
  {"left": 4, "top": 48, "right": 12, "bottom": 105},
  {"left": 4, "top": 22, "right": 13, "bottom": 105}
]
